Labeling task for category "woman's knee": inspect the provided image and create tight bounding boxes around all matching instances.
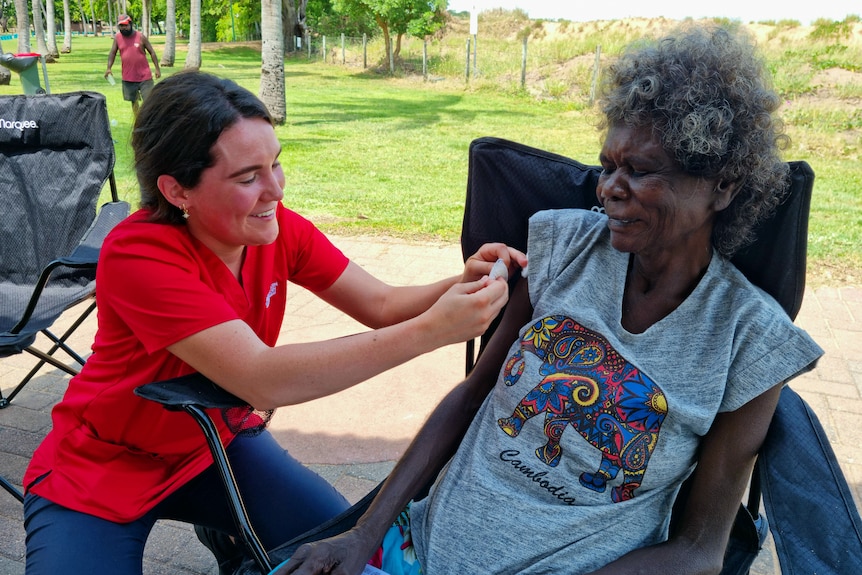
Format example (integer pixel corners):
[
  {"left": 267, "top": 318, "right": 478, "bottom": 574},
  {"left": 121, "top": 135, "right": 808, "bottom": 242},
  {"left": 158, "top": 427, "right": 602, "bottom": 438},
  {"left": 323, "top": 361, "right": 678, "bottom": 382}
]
[
  {"left": 227, "top": 433, "right": 350, "bottom": 546},
  {"left": 24, "top": 494, "right": 152, "bottom": 575}
]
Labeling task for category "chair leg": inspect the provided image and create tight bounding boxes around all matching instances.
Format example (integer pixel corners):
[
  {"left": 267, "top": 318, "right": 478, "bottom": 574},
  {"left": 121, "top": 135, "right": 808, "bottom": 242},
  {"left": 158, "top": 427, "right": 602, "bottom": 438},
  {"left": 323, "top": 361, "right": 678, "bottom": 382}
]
[
  {"left": 41, "top": 326, "right": 90, "bottom": 366},
  {"left": 0, "top": 301, "right": 96, "bottom": 408},
  {"left": 183, "top": 404, "right": 273, "bottom": 575},
  {"left": 1, "top": 475, "right": 24, "bottom": 503}
]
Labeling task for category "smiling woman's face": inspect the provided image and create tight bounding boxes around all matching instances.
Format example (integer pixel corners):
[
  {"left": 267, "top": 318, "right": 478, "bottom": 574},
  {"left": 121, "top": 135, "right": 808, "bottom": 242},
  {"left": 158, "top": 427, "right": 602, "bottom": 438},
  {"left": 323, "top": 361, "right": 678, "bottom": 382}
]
[
  {"left": 595, "top": 123, "right": 724, "bottom": 268},
  {"left": 181, "top": 117, "right": 285, "bottom": 262}
]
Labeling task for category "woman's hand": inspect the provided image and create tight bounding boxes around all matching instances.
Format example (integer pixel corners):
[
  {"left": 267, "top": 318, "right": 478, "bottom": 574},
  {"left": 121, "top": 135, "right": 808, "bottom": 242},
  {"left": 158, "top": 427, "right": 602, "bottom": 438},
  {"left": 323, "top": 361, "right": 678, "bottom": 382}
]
[
  {"left": 461, "top": 243, "right": 528, "bottom": 284},
  {"left": 275, "top": 529, "right": 375, "bottom": 575},
  {"left": 420, "top": 275, "right": 510, "bottom": 346}
]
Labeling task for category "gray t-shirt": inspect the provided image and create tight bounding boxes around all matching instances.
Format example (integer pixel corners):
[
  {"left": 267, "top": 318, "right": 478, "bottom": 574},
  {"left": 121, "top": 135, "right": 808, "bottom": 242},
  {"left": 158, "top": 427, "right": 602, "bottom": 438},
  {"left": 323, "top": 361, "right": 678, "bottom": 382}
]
[{"left": 410, "top": 209, "right": 823, "bottom": 574}]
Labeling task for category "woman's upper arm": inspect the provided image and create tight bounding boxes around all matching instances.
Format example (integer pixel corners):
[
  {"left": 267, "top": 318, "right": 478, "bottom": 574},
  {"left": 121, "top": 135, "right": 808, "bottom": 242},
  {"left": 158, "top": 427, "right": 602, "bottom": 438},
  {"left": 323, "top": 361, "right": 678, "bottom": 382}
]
[
  {"left": 314, "top": 261, "right": 459, "bottom": 329},
  {"left": 166, "top": 319, "right": 270, "bottom": 388},
  {"left": 672, "top": 383, "right": 783, "bottom": 558},
  {"left": 591, "top": 384, "right": 784, "bottom": 574},
  {"left": 314, "top": 261, "right": 403, "bottom": 327},
  {"left": 467, "top": 276, "right": 533, "bottom": 388}
]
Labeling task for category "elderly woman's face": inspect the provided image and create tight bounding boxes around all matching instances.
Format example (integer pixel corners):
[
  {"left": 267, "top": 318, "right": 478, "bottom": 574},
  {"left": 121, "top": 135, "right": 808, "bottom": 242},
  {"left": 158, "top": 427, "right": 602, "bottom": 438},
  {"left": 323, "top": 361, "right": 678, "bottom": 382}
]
[{"left": 596, "top": 123, "right": 723, "bottom": 265}]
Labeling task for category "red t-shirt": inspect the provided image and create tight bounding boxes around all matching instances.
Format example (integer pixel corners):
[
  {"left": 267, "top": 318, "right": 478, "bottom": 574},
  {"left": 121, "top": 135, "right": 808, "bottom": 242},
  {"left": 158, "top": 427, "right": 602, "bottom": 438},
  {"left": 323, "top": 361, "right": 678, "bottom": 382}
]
[
  {"left": 24, "top": 205, "right": 349, "bottom": 522},
  {"left": 116, "top": 30, "right": 152, "bottom": 82}
]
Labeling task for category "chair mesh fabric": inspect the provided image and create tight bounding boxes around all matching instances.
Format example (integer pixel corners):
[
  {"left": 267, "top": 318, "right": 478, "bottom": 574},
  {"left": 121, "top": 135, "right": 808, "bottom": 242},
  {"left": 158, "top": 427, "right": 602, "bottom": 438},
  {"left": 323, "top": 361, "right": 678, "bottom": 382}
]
[
  {"left": 759, "top": 386, "right": 862, "bottom": 574},
  {"left": 0, "top": 91, "right": 117, "bottom": 355}
]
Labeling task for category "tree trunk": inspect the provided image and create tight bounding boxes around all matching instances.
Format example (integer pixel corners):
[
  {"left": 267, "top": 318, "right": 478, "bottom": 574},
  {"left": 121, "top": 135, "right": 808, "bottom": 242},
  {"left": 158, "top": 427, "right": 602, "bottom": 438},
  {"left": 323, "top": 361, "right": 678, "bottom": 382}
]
[
  {"left": 45, "top": 0, "right": 59, "bottom": 58},
  {"left": 394, "top": 33, "right": 403, "bottom": 60},
  {"left": 160, "top": 0, "right": 176, "bottom": 67},
  {"left": 88, "top": 0, "right": 96, "bottom": 35},
  {"left": 140, "top": 0, "right": 150, "bottom": 36},
  {"left": 77, "top": 0, "right": 87, "bottom": 37},
  {"left": 282, "top": 0, "right": 307, "bottom": 53},
  {"left": 260, "top": 0, "right": 286, "bottom": 124},
  {"left": 15, "top": 0, "right": 31, "bottom": 53},
  {"left": 375, "top": 16, "right": 390, "bottom": 65},
  {"left": 0, "top": 37, "right": 12, "bottom": 84},
  {"left": 184, "top": 0, "right": 202, "bottom": 69},
  {"left": 282, "top": 0, "right": 294, "bottom": 52},
  {"left": 31, "top": 0, "right": 51, "bottom": 59},
  {"left": 62, "top": 0, "right": 71, "bottom": 53}
]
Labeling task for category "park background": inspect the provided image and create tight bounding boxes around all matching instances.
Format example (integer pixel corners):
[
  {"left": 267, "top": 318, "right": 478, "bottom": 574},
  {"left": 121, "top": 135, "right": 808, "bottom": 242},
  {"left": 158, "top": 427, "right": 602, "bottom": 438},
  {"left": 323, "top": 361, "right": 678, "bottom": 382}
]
[
  {"left": 8, "top": 7, "right": 856, "bottom": 282},
  {"left": 0, "top": 3, "right": 859, "bottom": 280},
  {"left": 0, "top": 5, "right": 861, "bottom": 574}
]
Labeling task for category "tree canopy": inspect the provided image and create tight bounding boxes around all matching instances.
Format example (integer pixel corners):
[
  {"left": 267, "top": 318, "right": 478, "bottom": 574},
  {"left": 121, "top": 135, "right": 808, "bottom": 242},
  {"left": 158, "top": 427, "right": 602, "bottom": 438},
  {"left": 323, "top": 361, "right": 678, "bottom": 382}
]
[
  {"left": 330, "top": 0, "right": 446, "bottom": 60},
  {"left": 9, "top": 0, "right": 444, "bottom": 47}
]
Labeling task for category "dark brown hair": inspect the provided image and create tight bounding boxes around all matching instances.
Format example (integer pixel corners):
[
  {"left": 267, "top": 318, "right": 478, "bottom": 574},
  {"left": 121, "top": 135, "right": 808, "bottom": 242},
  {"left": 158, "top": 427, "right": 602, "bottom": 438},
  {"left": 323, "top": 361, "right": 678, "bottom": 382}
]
[{"left": 131, "top": 70, "right": 273, "bottom": 224}]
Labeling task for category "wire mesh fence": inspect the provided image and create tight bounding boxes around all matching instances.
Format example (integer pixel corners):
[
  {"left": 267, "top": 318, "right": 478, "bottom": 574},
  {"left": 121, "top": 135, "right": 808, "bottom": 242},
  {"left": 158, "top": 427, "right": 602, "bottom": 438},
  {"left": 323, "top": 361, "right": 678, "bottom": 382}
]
[{"left": 292, "top": 32, "right": 606, "bottom": 105}]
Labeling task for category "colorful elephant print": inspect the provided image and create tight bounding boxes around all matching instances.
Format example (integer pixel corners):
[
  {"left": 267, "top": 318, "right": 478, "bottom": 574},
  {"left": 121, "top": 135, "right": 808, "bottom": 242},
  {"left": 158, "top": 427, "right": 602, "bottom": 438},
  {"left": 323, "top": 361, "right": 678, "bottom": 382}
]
[{"left": 498, "top": 316, "right": 667, "bottom": 502}]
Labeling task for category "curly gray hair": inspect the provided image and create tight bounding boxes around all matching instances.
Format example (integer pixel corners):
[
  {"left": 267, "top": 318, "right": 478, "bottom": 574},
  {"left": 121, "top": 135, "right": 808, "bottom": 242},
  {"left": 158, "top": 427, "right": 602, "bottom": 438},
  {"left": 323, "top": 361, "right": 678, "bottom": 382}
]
[{"left": 599, "top": 23, "right": 790, "bottom": 257}]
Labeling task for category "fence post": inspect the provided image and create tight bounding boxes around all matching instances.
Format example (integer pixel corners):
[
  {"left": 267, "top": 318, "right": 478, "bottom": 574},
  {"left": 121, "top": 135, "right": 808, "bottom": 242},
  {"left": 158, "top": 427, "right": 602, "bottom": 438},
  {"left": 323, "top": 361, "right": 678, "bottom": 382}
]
[
  {"left": 363, "top": 33, "right": 367, "bottom": 69},
  {"left": 589, "top": 45, "right": 602, "bottom": 105},
  {"left": 341, "top": 33, "right": 345, "bottom": 65},
  {"left": 322, "top": 36, "right": 327, "bottom": 62},
  {"left": 472, "top": 33, "right": 478, "bottom": 77},
  {"left": 465, "top": 37, "right": 471, "bottom": 82},
  {"left": 389, "top": 37, "right": 394, "bottom": 74},
  {"left": 307, "top": 32, "right": 311, "bottom": 59},
  {"left": 521, "top": 36, "right": 528, "bottom": 90},
  {"left": 423, "top": 40, "right": 428, "bottom": 80}
]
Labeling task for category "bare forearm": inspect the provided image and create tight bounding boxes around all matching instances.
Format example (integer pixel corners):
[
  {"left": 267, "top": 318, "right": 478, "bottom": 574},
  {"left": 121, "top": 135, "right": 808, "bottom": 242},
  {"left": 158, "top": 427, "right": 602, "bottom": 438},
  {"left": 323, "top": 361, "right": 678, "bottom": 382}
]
[
  {"left": 369, "top": 277, "right": 458, "bottom": 328},
  {"left": 273, "top": 397, "right": 473, "bottom": 575},
  {"left": 106, "top": 41, "right": 118, "bottom": 70},
  {"left": 168, "top": 277, "right": 508, "bottom": 408},
  {"left": 148, "top": 49, "right": 160, "bottom": 70},
  {"left": 184, "top": 314, "right": 449, "bottom": 409},
  {"left": 322, "top": 245, "right": 526, "bottom": 330},
  {"left": 278, "top": 279, "right": 531, "bottom": 575},
  {"left": 587, "top": 538, "right": 720, "bottom": 575}
]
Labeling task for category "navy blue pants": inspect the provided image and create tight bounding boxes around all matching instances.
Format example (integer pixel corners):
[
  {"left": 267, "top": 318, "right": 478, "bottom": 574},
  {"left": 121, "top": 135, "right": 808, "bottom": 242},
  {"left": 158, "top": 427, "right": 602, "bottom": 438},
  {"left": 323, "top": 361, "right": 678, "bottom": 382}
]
[{"left": 23, "top": 431, "right": 349, "bottom": 574}]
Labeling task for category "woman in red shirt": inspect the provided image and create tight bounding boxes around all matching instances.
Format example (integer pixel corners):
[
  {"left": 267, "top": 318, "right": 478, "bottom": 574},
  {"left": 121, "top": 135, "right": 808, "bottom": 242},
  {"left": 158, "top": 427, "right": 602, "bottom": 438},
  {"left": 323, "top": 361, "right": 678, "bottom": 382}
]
[{"left": 22, "top": 70, "right": 524, "bottom": 575}]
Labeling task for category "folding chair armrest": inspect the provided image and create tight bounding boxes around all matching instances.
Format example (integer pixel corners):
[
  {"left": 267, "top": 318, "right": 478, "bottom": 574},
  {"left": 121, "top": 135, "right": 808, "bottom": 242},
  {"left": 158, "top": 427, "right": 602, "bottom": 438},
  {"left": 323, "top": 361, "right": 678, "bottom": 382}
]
[
  {"left": 133, "top": 372, "right": 246, "bottom": 411},
  {"left": 67, "top": 201, "right": 130, "bottom": 264},
  {"left": 8, "top": 201, "right": 129, "bottom": 335},
  {"left": 9, "top": 259, "right": 98, "bottom": 336},
  {"left": 134, "top": 372, "right": 273, "bottom": 573}
]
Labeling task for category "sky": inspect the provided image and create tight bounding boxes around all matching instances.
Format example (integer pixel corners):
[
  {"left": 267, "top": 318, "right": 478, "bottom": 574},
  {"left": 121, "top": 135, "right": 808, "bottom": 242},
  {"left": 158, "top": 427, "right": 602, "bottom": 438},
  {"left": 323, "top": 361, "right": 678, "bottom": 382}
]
[{"left": 445, "top": 0, "right": 859, "bottom": 26}]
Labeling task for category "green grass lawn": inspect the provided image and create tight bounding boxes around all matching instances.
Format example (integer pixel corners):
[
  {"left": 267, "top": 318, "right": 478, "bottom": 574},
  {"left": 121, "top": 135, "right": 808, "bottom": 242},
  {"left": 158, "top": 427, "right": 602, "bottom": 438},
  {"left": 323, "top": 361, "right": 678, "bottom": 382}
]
[{"left": 2, "top": 34, "right": 859, "bottom": 284}]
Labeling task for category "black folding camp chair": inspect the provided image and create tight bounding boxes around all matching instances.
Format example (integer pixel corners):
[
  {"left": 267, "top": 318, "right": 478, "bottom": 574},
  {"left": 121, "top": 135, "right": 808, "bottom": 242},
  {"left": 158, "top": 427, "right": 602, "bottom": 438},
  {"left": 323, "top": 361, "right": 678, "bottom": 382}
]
[
  {"left": 137, "top": 137, "right": 861, "bottom": 575},
  {"left": 0, "top": 91, "right": 128, "bottom": 411}
]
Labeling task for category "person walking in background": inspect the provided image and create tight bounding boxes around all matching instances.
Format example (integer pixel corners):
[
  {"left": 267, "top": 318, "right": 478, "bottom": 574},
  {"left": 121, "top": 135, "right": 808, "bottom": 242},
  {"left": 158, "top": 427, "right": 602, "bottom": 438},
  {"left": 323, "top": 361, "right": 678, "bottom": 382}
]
[{"left": 105, "top": 14, "right": 161, "bottom": 115}]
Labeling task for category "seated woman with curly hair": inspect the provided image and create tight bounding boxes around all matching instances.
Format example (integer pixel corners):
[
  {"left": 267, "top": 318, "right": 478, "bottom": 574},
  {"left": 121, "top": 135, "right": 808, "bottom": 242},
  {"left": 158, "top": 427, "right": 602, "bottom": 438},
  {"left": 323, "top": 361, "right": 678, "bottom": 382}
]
[{"left": 282, "top": 23, "right": 823, "bottom": 575}]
